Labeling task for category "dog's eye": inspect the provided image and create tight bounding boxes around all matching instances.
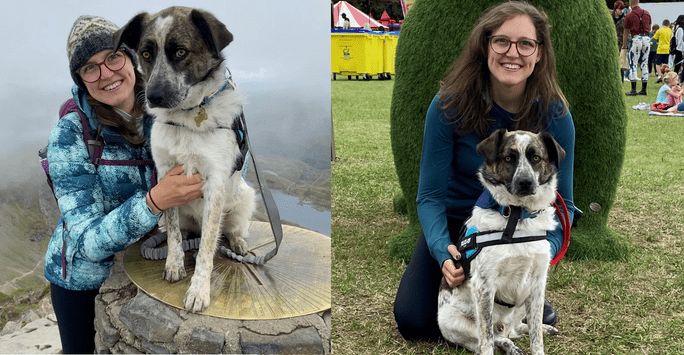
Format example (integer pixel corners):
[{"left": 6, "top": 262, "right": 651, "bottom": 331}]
[
  {"left": 504, "top": 156, "right": 512, "bottom": 163},
  {"left": 141, "top": 51, "right": 151, "bottom": 61},
  {"left": 532, "top": 155, "right": 541, "bottom": 163},
  {"left": 176, "top": 49, "right": 187, "bottom": 58}
]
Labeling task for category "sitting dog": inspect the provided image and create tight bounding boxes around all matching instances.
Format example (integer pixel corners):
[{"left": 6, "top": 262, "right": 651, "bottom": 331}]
[
  {"left": 437, "top": 129, "right": 565, "bottom": 355},
  {"left": 113, "top": 6, "right": 255, "bottom": 312}
]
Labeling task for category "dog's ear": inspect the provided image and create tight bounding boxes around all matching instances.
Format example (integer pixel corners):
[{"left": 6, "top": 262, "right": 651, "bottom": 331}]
[
  {"left": 476, "top": 129, "right": 507, "bottom": 163},
  {"left": 190, "top": 9, "right": 233, "bottom": 58},
  {"left": 541, "top": 131, "right": 566, "bottom": 168},
  {"left": 113, "top": 13, "right": 148, "bottom": 52}
]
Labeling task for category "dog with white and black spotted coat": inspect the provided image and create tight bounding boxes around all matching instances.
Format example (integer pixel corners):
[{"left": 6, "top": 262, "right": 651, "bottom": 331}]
[
  {"left": 113, "top": 6, "right": 255, "bottom": 313},
  {"left": 438, "top": 129, "right": 564, "bottom": 355}
]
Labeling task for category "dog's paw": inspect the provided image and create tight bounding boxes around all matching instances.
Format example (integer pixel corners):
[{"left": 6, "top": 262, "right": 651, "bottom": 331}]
[
  {"left": 494, "top": 338, "right": 524, "bottom": 355},
  {"left": 228, "top": 235, "right": 249, "bottom": 256},
  {"left": 163, "top": 264, "right": 187, "bottom": 283},
  {"left": 542, "top": 324, "right": 559, "bottom": 336},
  {"left": 184, "top": 281, "right": 211, "bottom": 313}
]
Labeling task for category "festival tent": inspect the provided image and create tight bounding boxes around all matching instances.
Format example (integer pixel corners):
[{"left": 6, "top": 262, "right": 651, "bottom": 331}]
[
  {"left": 379, "top": 10, "right": 391, "bottom": 27},
  {"left": 333, "top": 1, "right": 384, "bottom": 29},
  {"left": 379, "top": 9, "right": 401, "bottom": 30}
]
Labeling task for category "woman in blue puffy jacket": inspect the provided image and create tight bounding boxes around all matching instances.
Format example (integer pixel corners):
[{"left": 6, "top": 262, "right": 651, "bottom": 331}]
[{"left": 45, "top": 15, "right": 203, "bottom": 354}]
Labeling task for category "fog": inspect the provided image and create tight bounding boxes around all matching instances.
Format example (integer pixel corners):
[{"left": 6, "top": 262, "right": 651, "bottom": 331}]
[{"left": 0, "top": 0, "right": 331, "bottom": 233}]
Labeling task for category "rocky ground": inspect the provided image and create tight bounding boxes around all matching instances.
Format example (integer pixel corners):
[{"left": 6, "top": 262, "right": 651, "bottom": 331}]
[
  {"left": 0, "top": 286, "right": 62, "bottom": 354},
  {"left": 0, "top": 154, "right": 330, "bottom": 354}
]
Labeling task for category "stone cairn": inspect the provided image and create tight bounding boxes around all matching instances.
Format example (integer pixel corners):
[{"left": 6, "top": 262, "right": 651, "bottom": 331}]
[{"left": 95, "top": 253, "right": 331, "bottom": 354}]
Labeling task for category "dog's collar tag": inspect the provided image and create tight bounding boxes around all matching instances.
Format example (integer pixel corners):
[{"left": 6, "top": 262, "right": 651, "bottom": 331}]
[{"left": 194, "top": 108, "right": 209, "bottom": 127}]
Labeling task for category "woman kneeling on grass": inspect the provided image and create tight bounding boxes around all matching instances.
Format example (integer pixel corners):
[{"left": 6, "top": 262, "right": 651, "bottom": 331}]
[{"left": 393, "top": 1, "right": 578, "bottom": 342}]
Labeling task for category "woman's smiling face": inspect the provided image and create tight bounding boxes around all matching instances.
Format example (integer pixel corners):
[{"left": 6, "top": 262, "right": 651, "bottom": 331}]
[
  {"left": 82, "top": 50, "right": 136, "bottom": 113},
  {"left": 487, "top": 14, "right": 542, "bottom": 96}
]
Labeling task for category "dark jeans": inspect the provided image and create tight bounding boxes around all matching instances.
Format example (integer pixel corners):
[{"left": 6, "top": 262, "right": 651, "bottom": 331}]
[
  {"left": 394, "top": 217, "right": 464, "bottom": 341},
  {"left": 648, "top": 50, "right": 656, "bottom": 74},
  {"left": 50, "top": 283, "right": 99, "bottom": 354},
  {"left": 675, "top": 50, "right": 684, "bottom": 82}
]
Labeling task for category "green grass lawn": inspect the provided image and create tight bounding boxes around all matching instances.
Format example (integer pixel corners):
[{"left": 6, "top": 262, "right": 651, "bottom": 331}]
[{"left": 331, "top": 76, "right": 684, "bottom": 354}]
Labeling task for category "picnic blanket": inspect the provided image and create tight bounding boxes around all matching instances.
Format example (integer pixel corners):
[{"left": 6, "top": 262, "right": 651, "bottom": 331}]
[{"left": 648, "top": 110, "right": 684, "bottom": 117}]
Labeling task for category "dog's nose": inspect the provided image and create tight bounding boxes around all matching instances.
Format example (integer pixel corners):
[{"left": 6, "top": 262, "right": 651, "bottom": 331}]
[
  {"left": 516, "top": 179, "right": 535, "bottom": 194},
  {"left": 146, "top": 91, "right": 165, "bottom": 108}
]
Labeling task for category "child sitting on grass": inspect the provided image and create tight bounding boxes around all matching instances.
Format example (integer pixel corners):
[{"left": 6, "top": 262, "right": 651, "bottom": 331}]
[{"left": 652, "top": 72, "right": 682, "bottom": 111}]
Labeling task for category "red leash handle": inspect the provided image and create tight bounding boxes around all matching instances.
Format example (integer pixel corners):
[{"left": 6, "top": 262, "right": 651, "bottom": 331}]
[{"left": 550, "top": 191, "right": 571, "bottom": 266}]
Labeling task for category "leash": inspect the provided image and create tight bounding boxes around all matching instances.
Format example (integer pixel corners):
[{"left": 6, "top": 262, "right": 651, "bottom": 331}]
[
  {"left": 218, "top": 111, "right": 282, "bottom": 265},
  {"left": 550, "top": 191, "right": 571, "bottom": 266}
]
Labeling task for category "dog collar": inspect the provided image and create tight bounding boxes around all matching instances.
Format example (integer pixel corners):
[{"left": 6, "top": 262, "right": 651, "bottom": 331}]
[
  {"left": 183, "top": 80, "right": 232, "bottom": 113},
  {"left": 182, "top": 66, "right": 237, "bottom": 114},
  {"left": 476, "top": 190, "right": 541, "bottom": 219}
]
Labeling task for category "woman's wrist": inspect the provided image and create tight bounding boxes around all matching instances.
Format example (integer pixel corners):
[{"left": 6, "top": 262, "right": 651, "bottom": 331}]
[{"left": 146, "top": 189, "right": 163, "bottom": 214}]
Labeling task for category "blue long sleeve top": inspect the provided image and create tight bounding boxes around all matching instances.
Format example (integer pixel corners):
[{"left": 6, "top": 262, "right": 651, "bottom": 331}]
[
  {"left": 417, "top": 93, "right": 576, "bottom": 268},
  {"left": 44, "top": 85, "right": 160, "bottom": 290}
]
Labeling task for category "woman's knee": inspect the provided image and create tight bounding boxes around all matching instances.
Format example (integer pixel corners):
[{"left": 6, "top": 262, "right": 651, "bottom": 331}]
[{"left": 394, "top": 298, "right": 441, "bottom": 341}]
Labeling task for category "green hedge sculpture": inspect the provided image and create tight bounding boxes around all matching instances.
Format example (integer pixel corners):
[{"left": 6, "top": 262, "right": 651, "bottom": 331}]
[{"left": 389, "top": 0, "right": 630, "bottom": 262}]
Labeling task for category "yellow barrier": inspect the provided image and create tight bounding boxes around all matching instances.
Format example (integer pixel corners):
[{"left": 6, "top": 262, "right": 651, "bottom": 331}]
[
  {"left": 382, "top": 33, "right": 399, "bottom": 79},
  {"left": 332, "top": 30, "right": 394, "bottom": 80}
]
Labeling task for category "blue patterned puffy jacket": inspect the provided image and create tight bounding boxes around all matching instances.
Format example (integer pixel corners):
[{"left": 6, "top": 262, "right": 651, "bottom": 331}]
[{"left": 44, "top": 85, "right": 160, "bottom": 290}]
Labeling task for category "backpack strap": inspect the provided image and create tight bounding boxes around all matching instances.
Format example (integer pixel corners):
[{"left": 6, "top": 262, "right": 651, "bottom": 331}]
[{"left": 59, "top": 99, "right": 104, "bottom": 165}]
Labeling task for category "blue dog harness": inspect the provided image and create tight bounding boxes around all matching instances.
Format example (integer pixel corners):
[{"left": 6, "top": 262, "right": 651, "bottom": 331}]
[{"left": 454, "top": 191, "right": 548, "bottom": 286}]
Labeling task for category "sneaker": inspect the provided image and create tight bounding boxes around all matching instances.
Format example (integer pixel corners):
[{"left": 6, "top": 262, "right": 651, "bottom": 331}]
[
  {"left": 543, "top": 299, "right": 558, "bottom": 326},
  {"left": 656, "top": 77, "right": 662, "bottom": 83},
  {"left": 522, "top": 299, "right": 558, "bottom": 326}
]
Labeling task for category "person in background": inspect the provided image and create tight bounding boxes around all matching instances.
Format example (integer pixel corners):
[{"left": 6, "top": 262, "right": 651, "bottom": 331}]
[
  {"left": 672, "top": 15, "right": 684, "bottom": 81},
  {"left": 613, "top": 1, "right": 629, "bottom": 81},
  {"left": 342, "top": 13, "right": 351, "bottom": 29},
  {"left": 652, "top": 72, "right": 682, "bottom": 111},
  {"left": 45, "top": 16, "right": 203, "bottom": 353},
  {"left": 649, "top": 24, "right": 659, "bottom": 79},
  {"left": 623, "top": 0, "right": 652, "bottom": 96},
  {"left": 652, "top": 20, "right": 671, "bottom": 84}
]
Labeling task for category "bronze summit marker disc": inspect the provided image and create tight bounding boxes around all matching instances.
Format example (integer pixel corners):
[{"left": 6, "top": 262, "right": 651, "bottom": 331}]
[{"left": 123, "top": 221, "right": 330, "bottom": 320}]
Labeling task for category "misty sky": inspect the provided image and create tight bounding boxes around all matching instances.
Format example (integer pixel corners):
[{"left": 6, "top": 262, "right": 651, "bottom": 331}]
[{"left": 0, "top": 0, "right": 331, "bottom": 184}]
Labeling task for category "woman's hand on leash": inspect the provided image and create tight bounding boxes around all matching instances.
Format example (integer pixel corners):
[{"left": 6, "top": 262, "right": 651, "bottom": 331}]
[
  {"left": 147, "top": 164, "right": 203, "bottom": 214},
  {"left": 442, "top": 244, "right": 466, "bottom": 287}
]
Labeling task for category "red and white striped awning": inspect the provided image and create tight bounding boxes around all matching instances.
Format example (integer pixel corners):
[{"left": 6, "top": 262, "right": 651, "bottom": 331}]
[{"left": 333, "top": 1, "right": 384, "bottom": 29}]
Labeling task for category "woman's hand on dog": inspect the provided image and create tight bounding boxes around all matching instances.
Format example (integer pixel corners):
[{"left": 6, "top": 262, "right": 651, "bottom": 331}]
[
  {"left": 442, "top": 244, "right": 466, "bottom": 287},
  {"left": 147, "top": 164, "right": 204, "bottom": 214}
]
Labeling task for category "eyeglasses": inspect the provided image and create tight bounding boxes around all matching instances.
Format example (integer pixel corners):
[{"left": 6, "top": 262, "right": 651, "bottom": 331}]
[
  {"left": 78, "top": 51, "right": 127, "bottom": 83},
  {"left": 488, "top": 36, "right": 541, "bottom": 57}
]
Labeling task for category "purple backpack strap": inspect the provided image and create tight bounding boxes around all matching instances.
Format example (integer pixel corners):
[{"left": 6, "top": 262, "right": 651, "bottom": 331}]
[{"left": 59, "top": 99, "right": 103, "bottom": 164}]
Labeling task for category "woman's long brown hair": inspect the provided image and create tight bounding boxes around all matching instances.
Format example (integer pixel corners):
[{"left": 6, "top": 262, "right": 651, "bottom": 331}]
[{"left": 438, "top": 0, "right": 568, "bottom": 138}]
